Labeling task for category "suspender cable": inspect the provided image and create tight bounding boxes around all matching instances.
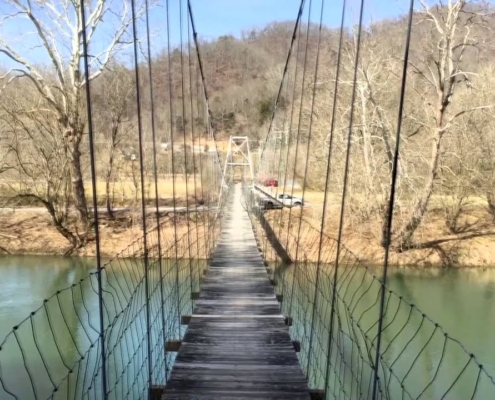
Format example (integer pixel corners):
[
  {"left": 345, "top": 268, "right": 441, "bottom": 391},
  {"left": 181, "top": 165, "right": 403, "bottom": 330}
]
[
  {"left": 276, "top": 22, "right": 302, "bottom": 323},
  {"left": 165, "top": 0, "right": 181, "bottom": 337},
  {"left": 187, "top": 11, "right": 201, "bottom": 289},
  {"left": 321, "top": 0, "right": 347, "bottom": 394},
  {"left": 79, "top": 2, "right": 107, "bottom": 398},
  {"left": 286, "top": 0, "right": 313, "bottom": 320},
  {"left": 285, "top": 14, "right": 304, "bottom": 320},
  {"left": 371, "top": 0, "right": 415, "bottom": 398},
  {"left": 270, "top": 64, "right": 293, "bottom": 262},
  {"left": 195, "top": 64, "right": 209, "bottom": 265},
  {"left": 302, "top": 0, "right": 326, "bottom": 380},
  {"left": 179, "top": 0, "right": 194, "bottom": 303},
  {"left": 143, "top": 0, "right": 168, "bottom": 381},
  {"left": 129, "top": 0, "right": 152, "bottom": 387},
  {"left": 258, "top": 0, "right": 307, "bottom": 167},
  {"left": 187, "top": 0, "right": 223, "bottom": 198},
  {"left": 327, "top": 0, "right": 365, "bottom": 390}
]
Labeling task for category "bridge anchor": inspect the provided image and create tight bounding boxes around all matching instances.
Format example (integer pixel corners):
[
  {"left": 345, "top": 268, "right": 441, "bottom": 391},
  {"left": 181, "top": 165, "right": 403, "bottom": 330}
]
[
  {"left": 309, "top": 389, "right": 326, "bottom": 400},
  {"left": 166, "top": 340, "right": 182, "bottom": 352},
  {"left": 191, "top": 292, "right": 200, "bottom": 300},
  {"left": 149, "top": 385, "right": 166, "bottom": 400}
]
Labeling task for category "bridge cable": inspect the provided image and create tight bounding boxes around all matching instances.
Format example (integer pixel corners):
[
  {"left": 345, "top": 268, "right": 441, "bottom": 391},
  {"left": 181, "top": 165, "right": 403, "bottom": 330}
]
[
  {"left": 273, "top": 21, "right": 303, "bottom": 327},
  {"left": 302, "top": 0, "right": 327, "bottom": 380},
  {"left": 189, "top": 3, "right": 226, "bottom": 255},
  {"left": 318, "top": 0, "right": 347, "bottom": 394},
  {"left": 79, "top": 2, "right": 107, "bottom": 398},
  {"left": 278, "top": 13, "right": 304, "bottom": 321},
  {"left": 371, "top": 0, "right": 415, "bottom": 398},
  {"left": 195, "top": 61, "right": 210, "bottom": 269},
  {"left": 187, "top": 0, "right": 224, "bottom": 203},
  {"left": 320, "top": 0, "right": 368, "bottom": 394},
  {"left": 142, "top": 0, "right": 168, "bottom": 382},
  {"left": 165, "top": 0, "right": 181, "bottom": 344},
  {"left": 269, "top": 52, "right": 296, "bottom": 262},
  {"left": 285, "top": 0, "right": 313, "bottom": 321},
  {"left": 327, "top": 0, "right": 365, "bottom": 377},
  {"left": 129, "top": 0, "right": 153, "bottom": 387},
  {"left": 179, "top": 0, "right": 194, "bottom": 306},
  {"left": 187, "top": 10, "right": 202, "bottom": 293},
  {"left": 258, "top": 0, "right": 307, "bottom": 168}
]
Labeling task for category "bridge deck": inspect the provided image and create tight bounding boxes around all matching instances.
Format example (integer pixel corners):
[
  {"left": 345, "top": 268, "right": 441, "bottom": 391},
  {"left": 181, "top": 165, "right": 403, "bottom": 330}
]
[{"left": 163, "top": 184, "right": 310, "bottom": 399}]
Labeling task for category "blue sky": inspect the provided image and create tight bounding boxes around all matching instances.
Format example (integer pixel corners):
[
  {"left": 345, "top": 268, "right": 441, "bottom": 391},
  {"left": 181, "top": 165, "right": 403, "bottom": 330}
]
[
  {"left": 0, "top": 0, "right": 410, "bottom": 69},
  {"left": 186, "top": 0, "right": 409, "bottom": 41}
]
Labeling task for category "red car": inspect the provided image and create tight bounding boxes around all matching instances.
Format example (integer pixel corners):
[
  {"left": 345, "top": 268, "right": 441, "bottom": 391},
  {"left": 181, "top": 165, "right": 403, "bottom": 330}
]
[{"left": 264, "top": 179, "right": 278, "bottom": 187}]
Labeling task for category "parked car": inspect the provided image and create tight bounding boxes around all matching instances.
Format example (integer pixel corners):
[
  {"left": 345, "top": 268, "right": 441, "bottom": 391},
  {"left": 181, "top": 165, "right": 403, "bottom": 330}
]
[
  {"left": 264, "top": 179, "right": 278, "bottom": 187},
  {"left": 277, "top": 193, "right": 303, "bottom": 207}
]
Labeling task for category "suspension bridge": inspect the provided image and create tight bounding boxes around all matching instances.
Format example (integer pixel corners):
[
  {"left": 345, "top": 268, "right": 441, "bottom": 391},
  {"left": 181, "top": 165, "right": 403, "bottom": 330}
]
[{"left": 0, "top": 0, "right": 494, "bottom": 399}]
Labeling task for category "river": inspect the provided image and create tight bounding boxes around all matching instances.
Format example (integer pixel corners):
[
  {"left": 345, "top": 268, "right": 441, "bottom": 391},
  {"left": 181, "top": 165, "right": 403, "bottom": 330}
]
[{"left": 0, "top": 256, "right": 494, "bottom": 399}]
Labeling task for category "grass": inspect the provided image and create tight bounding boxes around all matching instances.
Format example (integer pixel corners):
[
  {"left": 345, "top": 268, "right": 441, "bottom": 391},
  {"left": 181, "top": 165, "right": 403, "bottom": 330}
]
[
  {"left": 85, "top": 176, "right": 203, "bottom": 200},
  {"left": 0, "top": 176, "right": 205, "bottom": 207}
]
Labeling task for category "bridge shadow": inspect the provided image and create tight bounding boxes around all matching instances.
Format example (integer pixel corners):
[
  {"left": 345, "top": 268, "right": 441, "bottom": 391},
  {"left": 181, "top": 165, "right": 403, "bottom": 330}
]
[
  {"left": 411, "top": 230, "right": 495, "bottom": 250},
  {"left": 256, "top": 210, "right": 293, "bottom": 265}
]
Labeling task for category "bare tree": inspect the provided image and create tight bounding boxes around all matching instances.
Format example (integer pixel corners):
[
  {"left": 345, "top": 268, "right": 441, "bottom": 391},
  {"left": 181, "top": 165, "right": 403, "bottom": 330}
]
[
  {"left": 395, "top": 0, "right": 494, "bottom": 249},
  {"left": 0, "top": 0, "right": 146, "bottom": 227},
  {"left": 0, "top": 88, "right": 83, "bottom": 252},
  {"left": 95, "top": 65, "right": 134, "bottom": 218}
]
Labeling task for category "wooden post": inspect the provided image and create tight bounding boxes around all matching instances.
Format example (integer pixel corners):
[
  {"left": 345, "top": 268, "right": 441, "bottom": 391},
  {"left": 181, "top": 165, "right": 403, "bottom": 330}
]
[
  {"left": 166, "top": 340, "right": 182, "bottom": 352},
  {"left": 292, "top": 340, "right": 301, "bottom": 353},
  {"left": 309, "top": 389, "right": 326, "bottom": 400},
  {"left": 191, "top": 292, "right": 200, "bottom": 300},
  {"left": 149, "top": 385, "right": 166, "bottom": 400}
]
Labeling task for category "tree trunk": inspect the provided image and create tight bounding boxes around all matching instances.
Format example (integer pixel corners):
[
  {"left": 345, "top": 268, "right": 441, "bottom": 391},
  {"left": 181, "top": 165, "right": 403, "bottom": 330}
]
[
  {"left": 106, "top": 148, "right": 116, "bottom": 219},
  {"left": 67, "top": 133, "right": 88, "bottom": 226},
  {"left": 17, "top": 193, "right": 80, "bottom": 251},
  {"left": 397, "top": 130, "right": 443, "bottom": 249}
]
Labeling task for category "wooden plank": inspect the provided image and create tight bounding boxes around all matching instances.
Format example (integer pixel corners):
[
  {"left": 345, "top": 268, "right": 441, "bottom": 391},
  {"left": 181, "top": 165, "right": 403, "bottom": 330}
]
[{"left": 164, "top": 184, "right": 310, "bottom": 399}]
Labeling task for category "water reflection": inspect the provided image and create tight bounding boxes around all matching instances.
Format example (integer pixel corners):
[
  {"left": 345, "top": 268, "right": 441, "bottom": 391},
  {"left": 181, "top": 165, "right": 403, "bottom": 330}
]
[
  {"left": 1, "top": 256, "right": 495, "bottom": 399},
  {"left": 0, "top": 255, "right": 204, "bottom": 400},
  {"left": 273, "top": 262, "right": 495, "bottom": 399}
]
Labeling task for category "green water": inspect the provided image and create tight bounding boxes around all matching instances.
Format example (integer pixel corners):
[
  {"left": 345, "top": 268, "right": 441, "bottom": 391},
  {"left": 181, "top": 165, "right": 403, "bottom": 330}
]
[
  {"left": 274, "top": 263, "right": 495, "bottom": 399},
  {"left": 0, "top": 255, "right": 202, "bottom": 400},
  {"left": 1, "top": 256, "right": 495, "bottom": 399}
]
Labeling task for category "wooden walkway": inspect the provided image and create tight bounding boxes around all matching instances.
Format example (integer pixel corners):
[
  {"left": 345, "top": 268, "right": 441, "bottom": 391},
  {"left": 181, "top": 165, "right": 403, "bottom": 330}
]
[{"left": 163, "top": 184, "right": 310, "bottom": 399}]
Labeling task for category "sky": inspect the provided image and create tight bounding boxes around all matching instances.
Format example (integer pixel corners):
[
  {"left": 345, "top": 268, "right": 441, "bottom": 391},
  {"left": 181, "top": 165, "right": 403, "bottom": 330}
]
[
  {"left": 186, "top": 0, "right": 410, "bottom": 41},
  {"left": 0, "top": 0, "right": 412, "bottom": 70}
]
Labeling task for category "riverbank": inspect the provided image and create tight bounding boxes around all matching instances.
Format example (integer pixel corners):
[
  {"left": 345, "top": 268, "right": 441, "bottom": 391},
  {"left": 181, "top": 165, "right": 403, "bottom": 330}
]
[
  {"left": 0, "top": 207, "right": 212, "bottom": 259},
  {"left": 259, "top": 204, "right": 495, "bottom": 268},
  {"left": 3, "top": 201, "right": 495, "bottom": 268}
]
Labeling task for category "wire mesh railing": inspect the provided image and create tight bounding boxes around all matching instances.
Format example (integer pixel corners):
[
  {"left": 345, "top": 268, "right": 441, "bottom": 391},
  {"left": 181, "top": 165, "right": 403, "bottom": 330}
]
[
  {"left": 246, "top": 200, "right": 495, "bottom": 399},
  {"left": 0, "top": 0, "right": 226, "bottom": 397},
  {"left": 0, "top": 210, "right": 221, "bottom": 400},
  {"left": 248, "top": 0, "right": 495, "bottom": 397}
]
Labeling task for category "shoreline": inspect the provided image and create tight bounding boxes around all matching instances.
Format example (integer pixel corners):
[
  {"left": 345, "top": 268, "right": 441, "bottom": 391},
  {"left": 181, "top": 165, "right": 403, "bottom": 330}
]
[
  {"left": 0, "top": 251, "right": 495, "bottom": 272},
  {"left": 2, "top": 248, "right": 494, "bottom": 270},
  {"left": 2, "top": 206, "right": 495, "bottom": 269}
]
